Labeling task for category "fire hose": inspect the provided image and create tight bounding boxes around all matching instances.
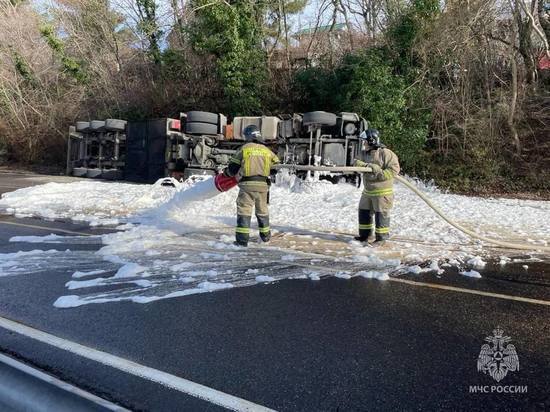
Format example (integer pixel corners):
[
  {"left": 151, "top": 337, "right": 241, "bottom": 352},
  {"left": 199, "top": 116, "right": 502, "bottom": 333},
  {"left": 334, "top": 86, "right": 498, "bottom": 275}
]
[{"left": 271, "top": 164, "right": 550, "bottom": 253}]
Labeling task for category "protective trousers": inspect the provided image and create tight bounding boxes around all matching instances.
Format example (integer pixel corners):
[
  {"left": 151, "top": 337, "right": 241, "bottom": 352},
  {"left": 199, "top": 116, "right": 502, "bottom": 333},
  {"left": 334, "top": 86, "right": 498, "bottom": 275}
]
[
  {"left": 358, "top": 194, "right": 393, "bottom": 241},
  {"left": 235, "top": 189, "right": 270, "bottom": 245},
  {"left": 358, "top": 210, "right": 391, "bottom": 241}
]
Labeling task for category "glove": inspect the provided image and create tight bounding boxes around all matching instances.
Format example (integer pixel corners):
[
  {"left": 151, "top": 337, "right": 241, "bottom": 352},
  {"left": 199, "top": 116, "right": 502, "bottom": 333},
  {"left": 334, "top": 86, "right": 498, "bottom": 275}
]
[{"left": 366, "top": 163, "right": 382, "bottom": 174}]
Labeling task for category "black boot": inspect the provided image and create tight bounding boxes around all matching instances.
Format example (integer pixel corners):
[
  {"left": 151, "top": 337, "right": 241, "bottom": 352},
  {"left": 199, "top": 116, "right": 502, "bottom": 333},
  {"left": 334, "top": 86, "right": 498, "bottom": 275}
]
[
  {"left": 373, "top": 212, "right": 390, "bottom": 246},
  {"left": 358, "top": 209, "right": 373, "bottom": 241},
  {"left": 235, "top": 214, "right": 251, "bottom": 246},
  {"left": 257, "top": 214, "right": 271, "bottom": 242},
  {"left": 371, "top": 238, "right": 386, "bottom": 247}
]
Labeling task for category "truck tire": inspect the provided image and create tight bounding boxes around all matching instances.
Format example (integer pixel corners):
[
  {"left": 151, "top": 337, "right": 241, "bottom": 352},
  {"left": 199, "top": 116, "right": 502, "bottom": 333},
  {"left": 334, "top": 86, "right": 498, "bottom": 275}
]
[
  {"left": 186, "top": 111, "right": 219, "bottom": 124},
  {"left": 86, "top": 168, "right": 102, "bottom": 178},
  {"left": 90, "top": 120, "right": 106, "bottom": 131},
  {"left": 105, "top": 119, "right": 127, "bottom": 132},
  {"left": 302, "top": 111, "right": 337, "bottom": 126},
  {"left": 72, "top": 167, "right": 87, "bottom": 177},
  {"left": 185, "top": 122, "right": 218, "bottom": 135},
  {"left": 76, "top": 121, "right": 90, "bottom": 132}
]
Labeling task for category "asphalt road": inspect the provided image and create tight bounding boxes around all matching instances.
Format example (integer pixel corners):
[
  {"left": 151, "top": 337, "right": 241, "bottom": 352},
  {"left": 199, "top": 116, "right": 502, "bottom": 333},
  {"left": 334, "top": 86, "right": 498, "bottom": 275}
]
[
  {"left": 0, "top": 171, "right": 549, "bottom": 411},
  {"left": 0, "top": 169, "right": 84, "bottom": 197}
]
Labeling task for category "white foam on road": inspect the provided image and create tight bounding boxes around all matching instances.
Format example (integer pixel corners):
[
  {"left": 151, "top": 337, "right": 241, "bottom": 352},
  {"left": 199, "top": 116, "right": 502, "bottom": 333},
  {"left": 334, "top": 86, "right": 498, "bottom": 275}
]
[
  {"left": 467, "top": 256, "right": 487, "bottom": 269},
  {"left": 73, "top": 269, "right": 107, "bottom": 279},
  {"left": 357, "top": 271, "right": 390, "bottom": 281},
  {"left": 10, "top": 234, "right": 64, "bottom": 243},
  {"left": 47, "top": 225, "right": 375, "bottom": 308},
  {"left": 1, "top": 175, "right": 549, "bottom": 307},
  {"left": 0, "top": 249, "right": 65, "bottom": 277},
  {"left": 2, "top": 175, "right": 549, "bottom": 246},
  {"left": 255, "top": 275, "right": 275, "bottom": 283},
  {"left": 460, "top": 270, "right": 482, "bottom": 278}
]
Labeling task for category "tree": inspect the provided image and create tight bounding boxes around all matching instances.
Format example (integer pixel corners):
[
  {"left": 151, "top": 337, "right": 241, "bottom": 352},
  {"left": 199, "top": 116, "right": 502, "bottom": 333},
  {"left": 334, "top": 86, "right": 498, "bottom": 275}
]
[
  {"left": 346, "top": 0, "right": 385, "bottom": 42},
  {"left": 189, "top": 0, "right": 269, "bottom": 115},
  {"left": 539, "top": 0, "right": 550, "bottom": 41},
  {"left": 135, "top": 0, "right": 162, "bottom": 64},
  {"left": 264, "top": 0, "right": 307, "bottom": 68},
  {"left": 0, "top": 2, "right": 82, "bottom": 163},
  {"left": 335, "top": 49, "right": 429, "bottom": 170}
]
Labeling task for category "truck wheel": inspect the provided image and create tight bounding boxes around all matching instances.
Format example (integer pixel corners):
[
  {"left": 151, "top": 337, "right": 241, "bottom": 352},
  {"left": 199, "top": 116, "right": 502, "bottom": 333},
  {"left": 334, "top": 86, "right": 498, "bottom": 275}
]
[
  {"left": 185, "top": 122, "right": 218, "bottom": 135},
  {"left": 186, "top": 111, "right": 219, "bottom": 124},
  {"left": 76, "top": 121, "right": 90, "bottom": 132},
  {"left": 90, "top": 120, "right": 106, "bottom": 131},
  {"left": 105, "top": 119, "right": 127, "bottom": 131},
  {"left": 302, "top": 111, "right": 337, "bottom": 126}
]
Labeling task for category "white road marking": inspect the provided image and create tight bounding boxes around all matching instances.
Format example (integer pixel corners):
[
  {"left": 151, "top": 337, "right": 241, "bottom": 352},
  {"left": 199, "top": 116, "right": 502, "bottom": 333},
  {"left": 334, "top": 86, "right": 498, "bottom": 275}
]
[
  {"left": 0, "top": 220, "right": 94, "bottom": 237},
  {"left": 0, "top": 316, "right": 276, "bottom": 412},
  {"left": 0, "top": 353, "right": 128, "bottom": 411},
  {"left": 387, "top": 277, "right": 550, "bottom": 306}
]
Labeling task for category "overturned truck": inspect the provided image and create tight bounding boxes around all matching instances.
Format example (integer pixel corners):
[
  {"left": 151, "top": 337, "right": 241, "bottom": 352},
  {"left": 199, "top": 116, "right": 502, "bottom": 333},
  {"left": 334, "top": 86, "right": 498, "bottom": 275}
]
[{"left": 67, "top": 111, "right": 369, "bottom": 183}]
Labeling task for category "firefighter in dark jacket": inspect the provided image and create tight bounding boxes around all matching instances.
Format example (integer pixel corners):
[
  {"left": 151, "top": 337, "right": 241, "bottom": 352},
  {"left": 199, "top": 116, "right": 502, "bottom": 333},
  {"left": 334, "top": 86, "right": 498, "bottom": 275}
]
[
  {"left": 223, "top": 125, "right": 280, "bottom": 247},
  {"left": 353, "top": 129, "right": 400, "bottom": 246}
]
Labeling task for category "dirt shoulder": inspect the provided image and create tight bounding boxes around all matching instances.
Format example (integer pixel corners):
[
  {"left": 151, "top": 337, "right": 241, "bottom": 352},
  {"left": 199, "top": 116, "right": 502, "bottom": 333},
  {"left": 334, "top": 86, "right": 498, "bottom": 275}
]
[{"left": 0, "top": 163, "right": 65, "bottom": 176}]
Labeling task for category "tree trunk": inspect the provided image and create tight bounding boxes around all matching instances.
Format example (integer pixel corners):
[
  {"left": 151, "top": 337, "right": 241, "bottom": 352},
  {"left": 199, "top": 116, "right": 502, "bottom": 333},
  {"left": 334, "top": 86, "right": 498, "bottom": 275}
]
[{"left": 509, "top": 1, "right": 521, "bottom": 155}]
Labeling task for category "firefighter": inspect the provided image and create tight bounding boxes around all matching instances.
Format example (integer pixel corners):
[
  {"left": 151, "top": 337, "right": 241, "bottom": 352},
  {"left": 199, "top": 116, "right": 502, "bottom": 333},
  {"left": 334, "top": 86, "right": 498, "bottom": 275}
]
[
  {"left": 353, "top": 129, "right": 400, "bottom": 246},
  {"left": 223, "top": 125, "right": 280, "bottom": 247}
]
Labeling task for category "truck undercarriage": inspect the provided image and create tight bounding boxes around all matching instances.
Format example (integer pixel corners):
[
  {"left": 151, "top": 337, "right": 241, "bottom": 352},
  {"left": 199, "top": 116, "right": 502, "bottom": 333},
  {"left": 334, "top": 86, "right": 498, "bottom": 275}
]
[{"left": 66, "top": 111, "right": 369, "bottom": 183}]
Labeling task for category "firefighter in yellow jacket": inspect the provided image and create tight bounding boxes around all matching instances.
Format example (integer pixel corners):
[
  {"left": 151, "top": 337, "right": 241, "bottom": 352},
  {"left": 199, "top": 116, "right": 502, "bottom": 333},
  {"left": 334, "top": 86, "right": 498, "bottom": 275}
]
[
  {"left": 223, "top": 125, "right": 280, "bottom": 247},
  {"left": 353, "top": 129, "right": 400, "bottom": 246}
]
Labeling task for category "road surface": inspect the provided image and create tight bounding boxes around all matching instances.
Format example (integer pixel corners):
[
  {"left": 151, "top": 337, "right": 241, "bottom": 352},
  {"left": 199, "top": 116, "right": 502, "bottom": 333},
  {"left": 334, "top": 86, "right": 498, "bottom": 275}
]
[{"left": 0, "top": 170, "right": 549, "bottom": 411}]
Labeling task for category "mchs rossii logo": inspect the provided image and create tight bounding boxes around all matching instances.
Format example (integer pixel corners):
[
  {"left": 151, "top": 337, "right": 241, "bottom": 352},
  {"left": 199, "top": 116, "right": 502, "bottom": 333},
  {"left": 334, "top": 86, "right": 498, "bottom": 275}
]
[{"left": 469, "top": 327, "right": 526, "bottom": 394}]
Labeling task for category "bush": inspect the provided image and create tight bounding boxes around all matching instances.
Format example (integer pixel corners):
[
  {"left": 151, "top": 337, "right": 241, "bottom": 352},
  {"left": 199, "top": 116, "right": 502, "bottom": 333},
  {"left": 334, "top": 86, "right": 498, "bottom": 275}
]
[
  {"left": 335, "top": 49, "right": 430, "bottom": 171},
  {"left": 292, "top": 66, "right": 338, "bottom": 112},
  {"left": 293, "top": 48, "right": 431, "bottom": 171}
]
